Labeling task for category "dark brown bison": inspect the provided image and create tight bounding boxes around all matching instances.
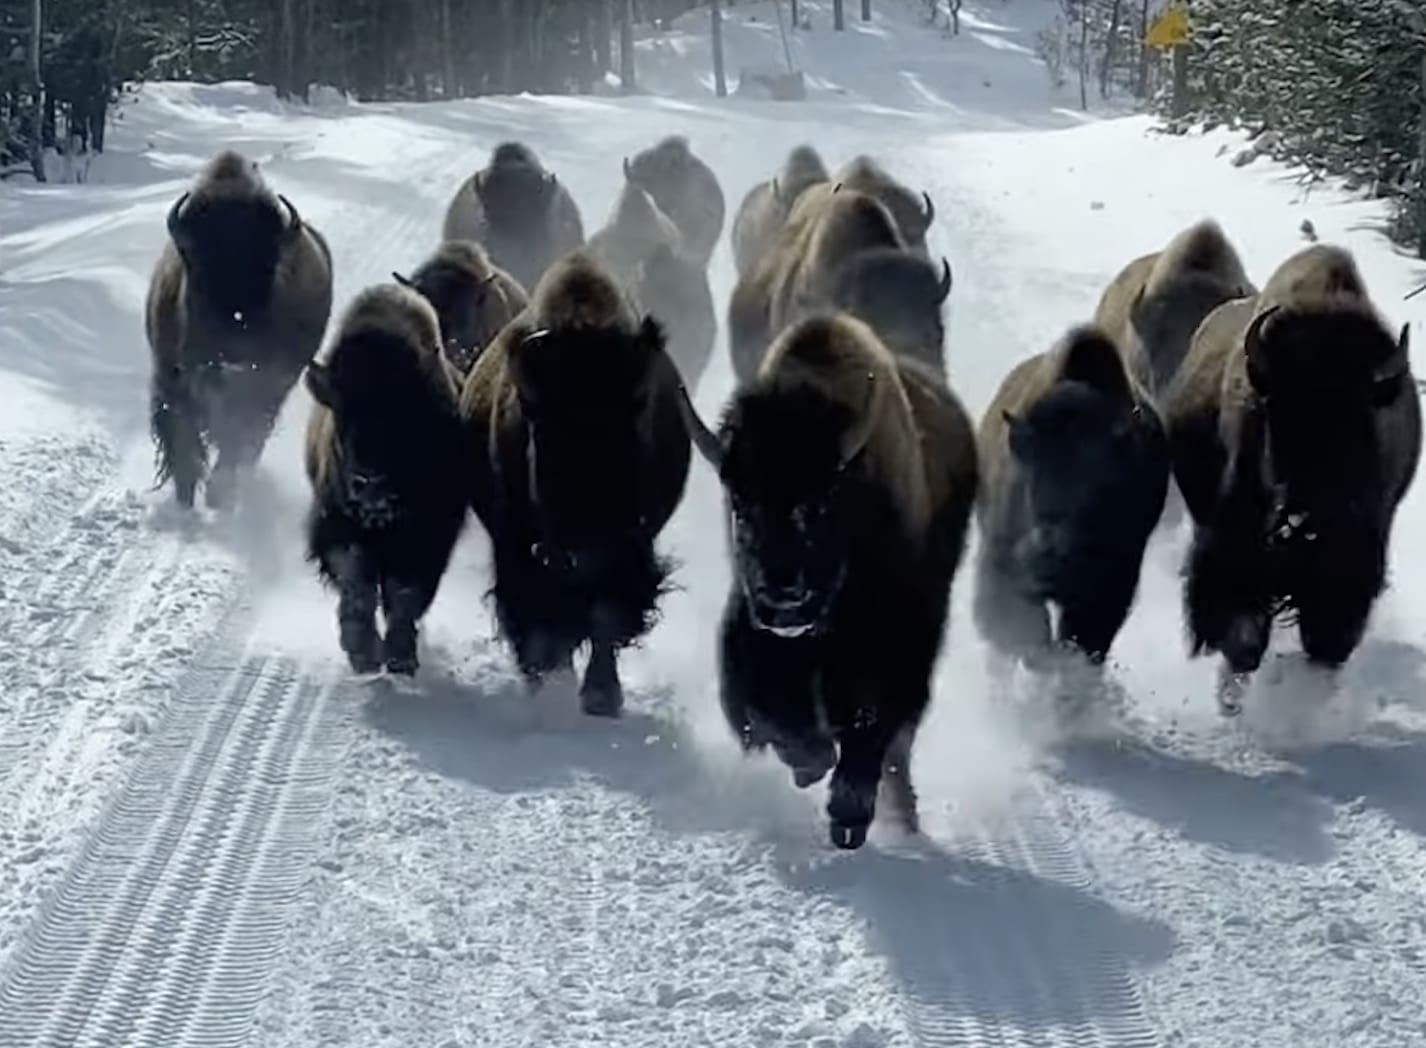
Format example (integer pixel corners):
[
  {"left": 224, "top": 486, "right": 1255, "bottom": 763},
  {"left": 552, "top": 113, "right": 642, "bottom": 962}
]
[
  {"left": 622, "top": 134, "right": 727, "bottom": 267},
  {"left": 727, "top": 186, "right": 904, "bottom": 384},
  {"left": 824, "top": 155, "right": 936, "bottom": 258},
  {"left": 459, "top": 251, "right": 692, "bottom": 716},
  {"left": 825, "top": 248, "right": 953, "bottom": 376},
  {"left": 975, "top": 326, "right": 1169, "bottom": 669},
  {"left": 676, "top": 312, "right": 979, "bottom": 850},
  {"left": 442, "top": 142, "right": 585, "bottom": 293},
  {"left": 393, "top": 239, "right": 528, "bottom": 375},
  {"left": 586, "top": 178, "right": 685, "bottom": 286},
  {"left": 1095, "top": 219, "right": 1256, "bottom": 395},
  {"left": 145, "top": 149, "right": 333, "bottom": 509},
  {"left": 303, "top": 283, "right": 469, "bottom": 676},
  {"left": 1164, "top": 244, "right": 1421, "bottom": 714},
  {"left": 730, "top": 144, "right": 830, "bottom": 278}
]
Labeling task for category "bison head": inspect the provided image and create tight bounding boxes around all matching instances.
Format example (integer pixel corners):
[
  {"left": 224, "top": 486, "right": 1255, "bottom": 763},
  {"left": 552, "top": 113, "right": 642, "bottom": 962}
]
[
  {"left": 677, "top": 382, "right": 871, "bottom": 638},
  {"left": 393, "top": 267, "right": 504, "bottom": 374},
  {"left": 474, "top": 161, "right": 558, "bottom": 234},
  {"left": 1129, "top": 275, "right": 1245, "bottom": 390},
  {"left": 1244, "top": 304, "right": 1410, "bottom": 527},
  {"left": 509, "top": 316, "right": 669, "bottom": 572},
  {"left": 828, "top": 250, "right": 951, "bottom": 369},
  {"left": 167, "top": 185, "right": 302, "bottom": 319}
]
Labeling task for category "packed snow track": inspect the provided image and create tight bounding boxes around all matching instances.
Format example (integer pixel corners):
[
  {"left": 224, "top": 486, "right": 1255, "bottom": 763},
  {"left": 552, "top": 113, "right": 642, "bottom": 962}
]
[{"left": 3, "top": 2, "right": 1426, "bottom": 1047}]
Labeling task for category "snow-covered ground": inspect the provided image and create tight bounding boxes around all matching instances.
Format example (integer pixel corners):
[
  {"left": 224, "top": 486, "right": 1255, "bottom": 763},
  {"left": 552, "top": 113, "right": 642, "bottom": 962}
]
[{"left": 2, "top": 1, "right": 1426, "bottom": 1045}]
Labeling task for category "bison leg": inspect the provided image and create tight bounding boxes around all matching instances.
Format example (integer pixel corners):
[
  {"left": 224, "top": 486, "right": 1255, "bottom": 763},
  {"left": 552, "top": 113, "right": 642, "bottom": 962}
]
[
  {"left": 580, "top": 640, "right": 624, "bottom": 717},
  {"left": 973, "top": 555, "right": 1052, "bottom": 667},
  {"left": 1297, "top": 600, "right": 1370, "bottom": 669},
  {"left": 878, "top": 723, "right": 920, "bottom": 835},
  {"left": 380, "top": 573, "right": 440, "bottom": 676},
  {"left": 718, "top": 594, "right": 832, "bottom": 783},
  {"left": 826, "top": 718, "right": 899, "bottom": 851},
  {"left": 150, "top": 367, "right": 206, "bottom": 508},
  {"left": 328, "top": 546, "right": 381, "bottom": 674},
  {"left": 206, "top": 370, "right": 291, "bottom": 509}
]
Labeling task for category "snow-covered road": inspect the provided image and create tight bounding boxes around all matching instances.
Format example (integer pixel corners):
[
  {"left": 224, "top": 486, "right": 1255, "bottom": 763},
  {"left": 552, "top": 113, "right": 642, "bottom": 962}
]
[{"left": 3, "top": 2, "right": 1426, "bottom": 1046}]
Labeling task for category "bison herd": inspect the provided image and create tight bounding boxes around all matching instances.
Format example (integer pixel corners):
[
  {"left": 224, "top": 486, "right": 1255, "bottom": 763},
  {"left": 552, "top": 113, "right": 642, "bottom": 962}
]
[{"left": 142, "top": 138, "right": 1421, "bottom": 849}]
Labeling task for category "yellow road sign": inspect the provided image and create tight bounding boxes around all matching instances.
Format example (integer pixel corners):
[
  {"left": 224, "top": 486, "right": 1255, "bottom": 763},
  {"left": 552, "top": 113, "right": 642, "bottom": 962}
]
[{"left": 1146, "top": 3, "right": 1191, "bottom": 49}]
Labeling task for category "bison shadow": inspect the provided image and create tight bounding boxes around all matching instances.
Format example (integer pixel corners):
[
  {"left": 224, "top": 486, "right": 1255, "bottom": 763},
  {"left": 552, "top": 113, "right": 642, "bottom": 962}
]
[
  {"left": 779, "top": 837, "right": 1176, "bottom": 1032},
  {"left": 1295, "top": 722, "right": 1426, "bottom": 838},
  {"left": 1050, "top": 736, "right": 1337, "bottom": 866}
]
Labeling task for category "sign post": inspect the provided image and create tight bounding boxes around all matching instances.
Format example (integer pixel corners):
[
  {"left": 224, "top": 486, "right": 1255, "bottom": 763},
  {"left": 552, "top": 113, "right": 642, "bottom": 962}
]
[{"left": 1146, "top": 2, "right": 1192, "bottom": 119}]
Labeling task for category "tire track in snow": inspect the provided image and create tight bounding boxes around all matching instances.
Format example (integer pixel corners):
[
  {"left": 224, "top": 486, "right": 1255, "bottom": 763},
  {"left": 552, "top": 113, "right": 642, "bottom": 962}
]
[
  {"left": 894, "top": 783, "right": 1162, "bottom": 1048},
  {"left": 0, "top": 640, "right": 342, "bottom": 1048}
]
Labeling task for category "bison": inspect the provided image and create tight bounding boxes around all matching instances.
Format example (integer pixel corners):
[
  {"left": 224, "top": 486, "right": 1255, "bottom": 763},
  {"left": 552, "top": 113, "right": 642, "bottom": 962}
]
[
  {"left": 730, "top": 144, "right": 830, "bottom": 278},
  {"left": 303, "top": 283, "right": 469, "bottom": 676},
  {"left": 1095, "top": 219, "right": 1256, "bottom": 395},
  {"left": 460, "top": 251, "right": 692, "bottom": 716},
  {"left": 727, "top": 185, "right": 905, "bottom": 384},
  {"left": 825, "top": 248, "right": 953, "bottom": 376},
  {"left": 676, "top": 312, "right": 979, "bottom": 850},
  {"left": 586, "top": 177, "right": 685, "bottom": 287},
  {"left": 145, "top": 149, "right": 333, "bottom": 509},
  {"left": 622, "top": 134, "right": 727, "bottom": 267},
  {"left": 1164, "top": 244, "right": 1421, "bottom": 714},
  {"left": 442, "top": 141, "right": 585, "bottom": 293},
  {"left": 822, "top": 155, "right": 937, "bottom": 259},
  {"left": 393, "top": 239, "right": 528, "bottom": 375},
  {"left": 974, "top": 326, "right": 1169, "bottom": 669}
]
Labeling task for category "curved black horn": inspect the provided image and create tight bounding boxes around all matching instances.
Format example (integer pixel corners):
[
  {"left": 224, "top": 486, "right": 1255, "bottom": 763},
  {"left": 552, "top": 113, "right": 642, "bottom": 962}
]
[
  {"left": 166, "top": 191, "right": 190, "bottom": 239},
  {"left": 623, "top": 157, "right": 633, "bottom": 180},
  {"left": 921, "top": 190, "right": 935, "bottom": 226},
  {"left": 1378, "top": 322, "right": 1411, "bottom": 384},
  {"left": 675, "top": 382, "right": 723, "bottom": 471},
  {"left": 278, "top": 193, "right": 303, "bottom": 239},
  {"left": 936, "top": 257, "right": 953, "bottom": 303},
  {"left": 391, "top": 271, "right": 415, "bottom": 289},
  {"left": 1243, "top": 305, "right": 1281, "bottom": 392}
]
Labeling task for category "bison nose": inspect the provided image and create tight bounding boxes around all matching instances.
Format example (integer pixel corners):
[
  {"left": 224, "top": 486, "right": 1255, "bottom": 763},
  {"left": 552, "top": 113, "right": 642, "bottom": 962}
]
[{"left": 759, "top": 581, "right": 807, "bottom": 610}]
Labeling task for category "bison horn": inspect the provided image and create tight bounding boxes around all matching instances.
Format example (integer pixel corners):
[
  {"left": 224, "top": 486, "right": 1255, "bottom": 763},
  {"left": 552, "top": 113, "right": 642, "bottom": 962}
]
[
  {"left": 623, "top": 157, "right": 633, "bottom": 180},
  {"left": 391, "top": 271, "right": 415, "bottom": 289},
  {"left": 674, "top": 382, "right": 723, "bottom": 471},
  {"left": 1376, "top": 322, "right": 1412, "bottom": 387},
  {"left": 278, "top": 194, "right": 303, "bottom": 239},
  {"left": 936, "top": 258, "right": 952, "bottom": 303},
  {"left": 832, "top": 181, "right": 844, "bottom": 194},
  {"left": 771, "top": 177, "right": 781, "bottom": 202},
  {"left": 921, "top": 191, "right": 935, "bottom": 226},
  {"left": 166, "top": 191, "right": 191, "bottom": 241},
  {"left": 839, "top": 373, "right": 878, "bottom": 468},
  {"left": 1243, "top": 305, "right": 1281, "bottom": 393}
]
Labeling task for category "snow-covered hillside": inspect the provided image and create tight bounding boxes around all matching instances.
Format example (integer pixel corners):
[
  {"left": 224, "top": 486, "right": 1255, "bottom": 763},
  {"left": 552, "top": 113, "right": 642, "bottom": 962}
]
[{"left": 2, "top": 1, "right": 1426, "bottom": 1045}]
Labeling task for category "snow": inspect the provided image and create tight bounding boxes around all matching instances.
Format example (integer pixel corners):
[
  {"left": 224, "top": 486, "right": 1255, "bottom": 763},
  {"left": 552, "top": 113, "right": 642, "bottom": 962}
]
[{"left": 2, "top": 0, "right": 1426, "bottom": 1045}]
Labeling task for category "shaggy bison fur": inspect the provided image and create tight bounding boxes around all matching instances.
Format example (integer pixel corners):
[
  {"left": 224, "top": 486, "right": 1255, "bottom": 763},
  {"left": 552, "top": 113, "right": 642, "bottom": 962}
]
[
  {"left": 676, "top": 312, "right": 979, "bottom": 850},
  {"left": 1164, "top": 244, "right": 1421, "bottom": 712},
  {"left": 145, "top": 149, "right": 334, "bottom": 509},
  {"left": 394, "top": 239, "right": 528, "bottom": 375},
  {"left": 442, "top": 142, "right": 585, "bottom": 292},
  {"left": 622, "top": 134, "right": 727, "bottom": 267},
  {"left": 632, "top": 241, "right": 718, "bottom": 392},
  {"left": 586, "top": 178, "right": 685, "bottom": 286},
  {"left": 303, "top": 283, "right": 469, "bottom": 676},
  {"left": 826, "top": 248, "right": 952, "bottom": 376},
  {"left": 730, "top": 144, "right": 830, "bottom": 278},
  {"left": 975, "top": 326, "right": 1169, "bottom": 668},
  {"left": 459, "top": 252, "right": 692, "bottom": 716}
]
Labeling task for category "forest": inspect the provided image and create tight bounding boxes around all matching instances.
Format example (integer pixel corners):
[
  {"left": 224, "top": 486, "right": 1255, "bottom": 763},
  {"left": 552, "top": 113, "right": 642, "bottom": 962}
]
[{"left": 4, "top": 0, "right": 1426, "bottom": 253}]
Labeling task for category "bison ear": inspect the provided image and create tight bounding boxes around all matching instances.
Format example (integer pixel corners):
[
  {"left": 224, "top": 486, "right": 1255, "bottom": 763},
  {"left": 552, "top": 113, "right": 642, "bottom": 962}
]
[
  {"left": 1061, "top": 328, "right": 1131, "bottom": 402},
  {"left": 305, "top": 362, "right": 338, "bottom": 410}
]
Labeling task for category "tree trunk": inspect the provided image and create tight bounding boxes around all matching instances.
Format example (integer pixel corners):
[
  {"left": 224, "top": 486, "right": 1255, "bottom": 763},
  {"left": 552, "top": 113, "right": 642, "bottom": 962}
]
[
  {"left": 440, "top": 0, "right": 455, "bottom": 97},
  {"left": 711, "top": 0, "right": 727, "bottom": 97},
  {"left": 29, "top": 0, "right": 44, "bottom": 181},
  {"left": 950, "top": 0, "right": 961, "bottom": 34},
  {"left": 834, "top": 0, "right": 845, "bottom": 30},
  {"left": 861, "top": 0, "right": 871, "bottom": 21},
  {"left": 186, "top": 0, "right": 197, "bottom": 76},
  {"left": 1077, "top": 0, "right": 1089, "bottom": 111},
  {"left": 576, "top": 3, "right": 595, "bottom": 92},
  {"left": 595, "top": 0, "right": 613, "bottom": 72},
  {"left": 499, "top": 0, "right": 517, "bottom": 91},
  {"left": 1170, "top": 42, "right": 1188, "bottom": 118},
  {"left": 791, "top": 0, "right": 799, "bottom": 28},
  {"left": 1100, "top": 0, "right": 1123, "bottom": 99},
  {"left": 1416, "top": 53, "right": 1426, "bottom": 257},
  {"left": 619, "top": 0, "right": 636, "bottom": 93},
  {"left": 1136, "top": 0, "right": 1150, "bottom": 97}
]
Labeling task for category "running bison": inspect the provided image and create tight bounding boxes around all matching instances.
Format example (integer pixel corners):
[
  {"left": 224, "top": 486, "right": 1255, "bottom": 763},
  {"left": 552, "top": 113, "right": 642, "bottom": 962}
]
[
  {"left": 1164, "top": 244, "right": 1421, "bottom": 713},
  {"left": 676, "top": 312, "right": 979, "bottom": 849},
  {"left": 731, "top": 144, "right": 830, "bottom": 277},
  {"left": 442, "top": 142, "right": 585, "bottom": 292},
  {"left": 303, "top": 283, "right": 469, "bottom": 676},
  {"left": 623, "top": 134, "right": 727, "bottom": 267},
  {"left": 394, "top": 239, "right": 528, "bottom": 375},
  {"left": 727, "top": 185, "right": 905, "bottom": 384},
  {"left": 586, "top": 177, "right": 685, "bottom": 286},
  {"left": 1095, "top": 219, "right": 1256, "bottom": 395},
  {"left": 146, "top": 149, "right": 333, "bottom": 509},
  {"left": 975, "top": 325, "right": 1169, "bottom": 669},
  {"left": 826, "top": 248, "right": 953, "bottom": 376},
  {"left": 460, "top": 252, "right": 692, "bottom": 716},
  {"left": 632, "top": 241, "right": 718, "bottom": 392}
]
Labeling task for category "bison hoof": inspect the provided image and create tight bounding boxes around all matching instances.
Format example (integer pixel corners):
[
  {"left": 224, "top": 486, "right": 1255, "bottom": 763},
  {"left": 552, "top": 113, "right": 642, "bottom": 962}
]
[
  {"left": 204, "top": 473, "right": 236, "bottom": 511},
  {"left": 346, "top": 648, "right": 382, "bottom": 675},
  {"left": 829, "top": 822, "right": 868, "bottom": 850},
  {"left": 385, "top": 653, "right": 418, "bottom": 676},
  {"left": 580, "top": 683, "right": 624, "bottom": 718},
  {"left": 793, "top": 765, "right": 829, "bottom": 789}
]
